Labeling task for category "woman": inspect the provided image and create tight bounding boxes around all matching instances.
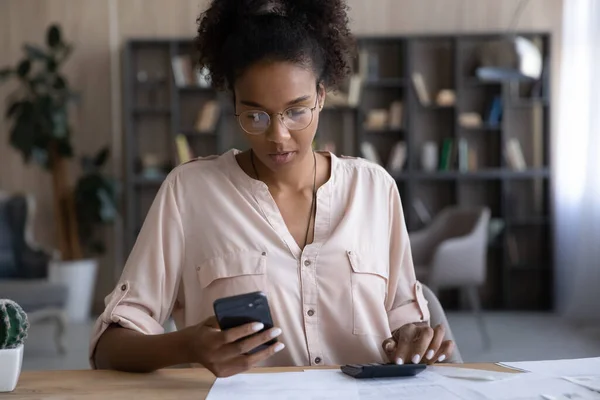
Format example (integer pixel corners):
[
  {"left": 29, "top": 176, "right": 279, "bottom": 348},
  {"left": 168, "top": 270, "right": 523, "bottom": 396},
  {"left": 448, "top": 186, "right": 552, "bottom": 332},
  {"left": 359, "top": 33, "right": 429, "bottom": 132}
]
[{"left": 91, "top": 0, "right": 455, "bottom": 378}]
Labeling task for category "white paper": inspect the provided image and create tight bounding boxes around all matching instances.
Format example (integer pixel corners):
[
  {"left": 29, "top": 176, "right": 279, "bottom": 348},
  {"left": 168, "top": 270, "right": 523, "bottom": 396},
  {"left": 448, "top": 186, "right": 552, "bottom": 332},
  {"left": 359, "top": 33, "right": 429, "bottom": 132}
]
[
  {"left": 209, "top": 369, "right": 483, "bottom": 400},
  {"left": 499, "top": 357, "right": 600, "bottom": 376},
  {"left": 207, "top": 368, "right": 600, "bottom": 400},
  {"left": 564, "top": 376, "right": 600, "bottom": 393},
  {"left": 206, "top": 371, "right": 359, "bottom": 400},
  {"left": 429, "top": 366, "right": 519, "bottom": 382},
  {"left": 468, "top": 374, "right": 600, "bottom": 400}
]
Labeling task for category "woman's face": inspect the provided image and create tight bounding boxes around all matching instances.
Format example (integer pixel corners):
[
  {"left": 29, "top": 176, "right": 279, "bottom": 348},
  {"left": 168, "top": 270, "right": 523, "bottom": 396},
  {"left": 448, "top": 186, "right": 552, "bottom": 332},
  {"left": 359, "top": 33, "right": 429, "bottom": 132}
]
[{"left": 234, "top": 61, "right": 325, "bottom": 172}]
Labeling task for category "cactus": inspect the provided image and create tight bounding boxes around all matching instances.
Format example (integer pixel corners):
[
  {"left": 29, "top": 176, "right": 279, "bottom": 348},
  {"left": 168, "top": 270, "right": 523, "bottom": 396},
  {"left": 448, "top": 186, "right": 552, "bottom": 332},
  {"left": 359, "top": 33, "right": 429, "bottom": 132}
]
[{"left": 0, "top": 299, "right": 29, "bottom": 350}]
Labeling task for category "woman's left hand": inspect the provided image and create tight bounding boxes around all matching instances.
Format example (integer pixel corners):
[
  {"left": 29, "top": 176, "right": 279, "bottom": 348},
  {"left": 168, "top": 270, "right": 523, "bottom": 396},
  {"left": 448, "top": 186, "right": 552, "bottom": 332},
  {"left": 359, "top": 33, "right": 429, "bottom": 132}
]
[{"left": 381, "top": 322, "right": 454, "bottom": 365}]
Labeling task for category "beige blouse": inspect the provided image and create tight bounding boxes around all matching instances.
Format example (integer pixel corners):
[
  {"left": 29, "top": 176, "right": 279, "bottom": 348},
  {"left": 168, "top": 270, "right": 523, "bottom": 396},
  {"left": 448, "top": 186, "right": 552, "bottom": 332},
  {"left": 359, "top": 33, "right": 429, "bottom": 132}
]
[{"left": 89, "top": 149, "right": 430, "bottom": 368}]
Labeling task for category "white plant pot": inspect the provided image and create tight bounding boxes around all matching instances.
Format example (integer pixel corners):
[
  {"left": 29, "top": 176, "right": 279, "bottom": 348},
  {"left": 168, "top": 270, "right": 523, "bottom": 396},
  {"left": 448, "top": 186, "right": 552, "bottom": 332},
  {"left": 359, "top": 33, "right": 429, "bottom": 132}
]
[
  {"left": 49, "top": 258, "right": 99, "bottom": 323},
  {"left": 0, "top": 345, "right": 24, "bottom": 392}
]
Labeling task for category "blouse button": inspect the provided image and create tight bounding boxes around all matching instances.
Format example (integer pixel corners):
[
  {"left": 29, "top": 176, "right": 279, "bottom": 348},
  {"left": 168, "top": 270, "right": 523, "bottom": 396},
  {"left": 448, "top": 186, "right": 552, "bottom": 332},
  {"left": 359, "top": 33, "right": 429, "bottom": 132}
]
[
  {"left": 314, "top": 357, "right": 322, "bottom": 364},
  {"left": 307, "top": 309, "right": 315, "bottom": 317},
  {"left": 120, "top": 284, "right": 127, "bottom": 291},
  {"left": 262, "top": 252, "right": 267, "bottom": 256},
  {"left": 304, "top": 260, "right": 311, "bottom": 267}
]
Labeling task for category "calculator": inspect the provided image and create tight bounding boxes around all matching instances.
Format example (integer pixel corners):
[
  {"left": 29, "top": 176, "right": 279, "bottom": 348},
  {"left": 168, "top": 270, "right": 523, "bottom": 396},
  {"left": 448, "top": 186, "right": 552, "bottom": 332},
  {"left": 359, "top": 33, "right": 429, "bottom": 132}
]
[{"left": 340, "top": 363, "right": 427, "bottom": 379}]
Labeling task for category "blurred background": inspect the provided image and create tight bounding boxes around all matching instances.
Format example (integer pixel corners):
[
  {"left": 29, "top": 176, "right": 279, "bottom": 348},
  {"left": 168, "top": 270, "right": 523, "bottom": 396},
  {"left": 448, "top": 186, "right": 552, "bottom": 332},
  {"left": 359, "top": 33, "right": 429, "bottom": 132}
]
[{"left": 0, "top": 0, "right": 598, "bottom": 371}]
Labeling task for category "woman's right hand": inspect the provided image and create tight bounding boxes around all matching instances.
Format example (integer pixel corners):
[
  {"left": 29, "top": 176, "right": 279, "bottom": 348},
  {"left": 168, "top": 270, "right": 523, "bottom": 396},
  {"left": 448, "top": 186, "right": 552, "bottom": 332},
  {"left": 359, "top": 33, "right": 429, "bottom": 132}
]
[{"left": 185, "top": 316, "right": 285, "bottom": 377}]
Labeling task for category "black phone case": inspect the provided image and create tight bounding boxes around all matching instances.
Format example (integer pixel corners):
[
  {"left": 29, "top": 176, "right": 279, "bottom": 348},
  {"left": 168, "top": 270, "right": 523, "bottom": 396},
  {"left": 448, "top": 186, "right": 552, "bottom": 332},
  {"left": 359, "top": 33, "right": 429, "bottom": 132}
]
[{"left": 213, "top": 291, "right": 277, "bottom": 355}]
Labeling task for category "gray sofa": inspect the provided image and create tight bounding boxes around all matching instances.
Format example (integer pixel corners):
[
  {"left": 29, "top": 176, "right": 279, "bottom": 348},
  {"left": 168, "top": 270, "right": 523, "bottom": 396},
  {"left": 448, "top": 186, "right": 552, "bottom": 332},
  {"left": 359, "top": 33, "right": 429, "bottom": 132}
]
[{"left": 0, "top": 191, "right": 67, "bottom": 354}]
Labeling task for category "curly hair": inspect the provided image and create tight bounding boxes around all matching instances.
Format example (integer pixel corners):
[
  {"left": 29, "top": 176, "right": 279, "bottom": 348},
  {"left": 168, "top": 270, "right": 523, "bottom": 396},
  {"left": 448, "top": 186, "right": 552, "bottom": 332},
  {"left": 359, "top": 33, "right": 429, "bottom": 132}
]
[{"left": 194, "top": 0, "right": 355, "bottom": 92}]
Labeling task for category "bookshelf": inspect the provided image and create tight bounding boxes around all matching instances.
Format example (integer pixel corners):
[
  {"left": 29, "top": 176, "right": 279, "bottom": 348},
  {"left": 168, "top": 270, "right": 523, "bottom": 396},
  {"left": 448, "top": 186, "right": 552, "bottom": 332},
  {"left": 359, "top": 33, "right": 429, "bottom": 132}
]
[{"left": 122, "top": 33, "right": 553, "bottom": 311}]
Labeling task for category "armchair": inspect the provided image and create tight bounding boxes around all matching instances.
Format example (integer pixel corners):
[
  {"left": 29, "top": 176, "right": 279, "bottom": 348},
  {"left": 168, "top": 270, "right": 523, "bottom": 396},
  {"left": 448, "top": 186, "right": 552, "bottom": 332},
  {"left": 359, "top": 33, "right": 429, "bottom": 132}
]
[
  {"left": 410, "top": 206, "right": 491, "bottom": 348},
  {"left": 0, "top": 191, "right": 67, "bottom": 354}
]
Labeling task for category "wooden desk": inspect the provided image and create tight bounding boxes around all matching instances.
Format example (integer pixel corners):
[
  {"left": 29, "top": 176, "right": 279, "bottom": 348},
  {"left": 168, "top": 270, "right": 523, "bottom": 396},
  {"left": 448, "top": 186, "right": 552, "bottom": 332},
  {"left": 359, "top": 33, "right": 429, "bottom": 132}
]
[{"left": 11, "top": 364, "right": 513, "bottom": 399}]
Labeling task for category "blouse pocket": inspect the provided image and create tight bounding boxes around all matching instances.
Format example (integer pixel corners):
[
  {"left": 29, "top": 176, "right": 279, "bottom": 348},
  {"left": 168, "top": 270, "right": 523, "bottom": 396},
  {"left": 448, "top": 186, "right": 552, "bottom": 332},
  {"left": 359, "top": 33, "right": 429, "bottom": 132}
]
[
  {"left": 196, "top": 250, "right": 269, "bottom": 308},
  {"left": 347, "top": 250, "right": 390, "bottom": 336}
]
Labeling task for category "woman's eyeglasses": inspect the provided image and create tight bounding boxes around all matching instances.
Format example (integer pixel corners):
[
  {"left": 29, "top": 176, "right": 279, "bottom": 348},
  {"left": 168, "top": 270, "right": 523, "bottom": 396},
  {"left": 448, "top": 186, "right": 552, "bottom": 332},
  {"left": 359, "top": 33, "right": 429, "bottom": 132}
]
[{"left": 235, "top": 94, "right": 319, "bottom": 135}]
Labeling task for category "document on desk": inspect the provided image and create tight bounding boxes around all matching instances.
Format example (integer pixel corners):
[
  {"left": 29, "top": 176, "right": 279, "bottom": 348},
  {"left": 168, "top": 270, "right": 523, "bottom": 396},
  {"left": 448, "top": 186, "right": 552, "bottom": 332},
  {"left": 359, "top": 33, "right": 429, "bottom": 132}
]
[
  {"left": 207, "top": 369, "right": 484, "bottom": 400},
  {"left": 498, "top": 357, "right": 600, "bottom": 376},
  {"left": 467, "top": 373, "right": 600, "bottom": 400}
]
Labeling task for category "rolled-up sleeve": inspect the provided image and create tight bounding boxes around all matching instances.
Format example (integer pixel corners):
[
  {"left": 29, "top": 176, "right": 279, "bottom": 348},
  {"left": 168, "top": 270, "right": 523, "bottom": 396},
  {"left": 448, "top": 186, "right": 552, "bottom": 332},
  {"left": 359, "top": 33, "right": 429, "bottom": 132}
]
[
  {"left": 89, "top": 177, "right": 184, "bottom": 368},
  {"left": 385, "top": 182, "right": 430, "bottom": 333}
]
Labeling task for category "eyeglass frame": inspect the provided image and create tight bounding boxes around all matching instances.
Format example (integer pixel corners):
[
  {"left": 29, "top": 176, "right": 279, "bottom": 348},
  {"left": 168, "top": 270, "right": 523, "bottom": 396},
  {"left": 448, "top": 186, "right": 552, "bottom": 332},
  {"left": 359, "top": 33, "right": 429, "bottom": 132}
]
[{"left": 234, "top": 91, "right": 321, "bottom": 135}]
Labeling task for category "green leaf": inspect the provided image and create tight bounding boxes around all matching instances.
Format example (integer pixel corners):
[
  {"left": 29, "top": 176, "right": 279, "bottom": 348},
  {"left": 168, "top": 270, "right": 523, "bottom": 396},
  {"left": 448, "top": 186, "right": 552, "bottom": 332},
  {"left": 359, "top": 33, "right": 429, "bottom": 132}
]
[
  {"left": 94, "top": 147, "right": 110, "bottom": 167},
  {"left": 47, "top": 25, "right": 62, "bottom": 48},
  {"left": 9, "top": 120, "right": 37, "bottom": 163},
  {"left": 23, "top": 44, "right": 48, "bottom": 60},
  {"left": 17, "top": 60, "right": 31, "bottom": 77}
]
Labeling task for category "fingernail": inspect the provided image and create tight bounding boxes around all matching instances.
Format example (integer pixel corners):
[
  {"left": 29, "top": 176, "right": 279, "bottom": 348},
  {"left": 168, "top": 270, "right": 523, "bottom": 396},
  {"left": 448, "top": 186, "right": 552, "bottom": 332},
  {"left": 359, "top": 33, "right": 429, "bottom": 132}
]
[
  {"left": 438, "top": 354, "right": 446, "bottom": 363},
  {"left": 274, "top": 343, "right": 285, "bottom": 352},
  {"left": 252, "top": 323, "right": 265, "bottom": 332},
  {"left": 395, "top": 357, "right": 403, "bottom": 365},
  {"left": 412, "top": 354, "right": 421, "bottom": 364},
  {"left": 270, "top": 328, "right": 282, "bottom": 338},
  {"left": 426, "top": 350, "right": 435, "bottom": 360}
]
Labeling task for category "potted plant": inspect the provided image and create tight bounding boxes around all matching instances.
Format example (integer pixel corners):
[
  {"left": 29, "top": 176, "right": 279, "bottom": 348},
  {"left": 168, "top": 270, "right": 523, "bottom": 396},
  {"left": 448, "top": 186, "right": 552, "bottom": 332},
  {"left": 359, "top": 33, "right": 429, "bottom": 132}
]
[
  {"left": 0, "top": 24, "right": 118, "bottom": 322},
  {"left": 0, "top": 300, "right": 29, "bottom": 392}
]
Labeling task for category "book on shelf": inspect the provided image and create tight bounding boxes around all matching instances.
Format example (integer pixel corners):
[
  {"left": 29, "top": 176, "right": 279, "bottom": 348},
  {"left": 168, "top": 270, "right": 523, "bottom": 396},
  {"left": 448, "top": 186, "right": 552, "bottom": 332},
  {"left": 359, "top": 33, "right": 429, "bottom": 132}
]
[
  {"left": 171, "top": 55, "right": 194, "bottom": 87},
  {"left": 194, "top": 100, "right": 221, "bottom": 133},
  {"left": 360, "top": 141, "right": 381, "bottom": 166},
  {"left": 388, "top": 101, "right": 404, "bottom": 129},
  {"left": 458, "top": 138, "right": 469, "bottom": 172},
  {"left": 439, "top": 138, "right": 454, "bottom": 171},
  {"left": 486, "top": 95, "right": 503, "bottom": 127},
  {"left": 412, "top": 198, "right": 432, "bottom": 225},
  {"left": 505, "top": 138, "right": 527, "bottom": 170},
  {"left": 323, "top": 74, "right": 362, "bottom": 108},
  {"left": 387, "top": 141, "right": 407, "bottom": 173},
  {"left": 411, "top": 72, "right": 431, "bottom": 106},
  {"left": 175, "top": 134, "right": 194, "bottom": 164}
]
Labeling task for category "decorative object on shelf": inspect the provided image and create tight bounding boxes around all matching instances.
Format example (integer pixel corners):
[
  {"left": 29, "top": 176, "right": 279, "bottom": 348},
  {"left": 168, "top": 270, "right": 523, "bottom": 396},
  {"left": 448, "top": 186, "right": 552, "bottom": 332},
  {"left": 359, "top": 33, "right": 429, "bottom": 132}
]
[
  {"left": 411, "top": 72, "right": 431, "bottom": 106},
  {"left": 435, "top": 89, "right": 456, "bottom": 107},
  {"left": 387, "top": 141, "right": 407, "bottom": 173},
  {"left": 488, "top": 218, "right": 506, "bottom": 245},
  {"left": 0, "top": 299, "right": 29, "bottom": 392},
  {"left": 0, "top": 24, "right": 119, "bottom": 322},
  {"left": 136, "top": 70, "right": 148, "bottom": 82},
  {"left": 476, "top": 36, "right": 543, "bottom": 82},
  {"left": 195, "top": 66, "right": 211, "bottom": 88},
  {"left": 360, "top": 141, "right": 381, "bottom": 165},
  {"left": 458, "top": 112, "right": 483, "bottom": 128},
  {"left": 421, "top": 141, "right": 438, "bottom": 172},
  {"left": 364, "top": 109, "right": 388, "bottom": 130},
  {"left": 388, "top": 101, "right": 404, "bottom": 129},
  {"left": 141, "top": 153, "right": 164, "bottom": 178}
]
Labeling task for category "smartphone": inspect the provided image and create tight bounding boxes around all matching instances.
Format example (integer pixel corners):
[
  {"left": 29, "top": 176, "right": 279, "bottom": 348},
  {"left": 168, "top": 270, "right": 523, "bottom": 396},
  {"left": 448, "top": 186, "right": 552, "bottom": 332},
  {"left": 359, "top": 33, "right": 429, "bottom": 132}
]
[{"left": 213, "top": 291, "right": 277, "bottom": 355}]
